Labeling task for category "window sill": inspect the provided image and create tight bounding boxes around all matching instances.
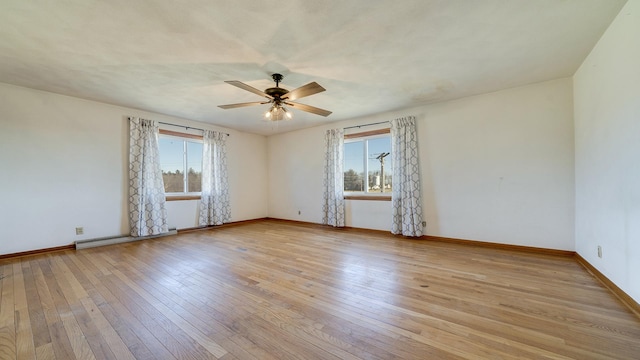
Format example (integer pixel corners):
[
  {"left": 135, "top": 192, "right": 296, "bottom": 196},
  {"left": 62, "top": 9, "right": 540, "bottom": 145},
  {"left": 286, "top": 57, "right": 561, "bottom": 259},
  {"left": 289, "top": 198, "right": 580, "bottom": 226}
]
[
  {"left": 344, "top": 195, "right": 391, "bottom": 201},
  {"left": 166, "top": 195, "right": 201, "bottom": 201}
]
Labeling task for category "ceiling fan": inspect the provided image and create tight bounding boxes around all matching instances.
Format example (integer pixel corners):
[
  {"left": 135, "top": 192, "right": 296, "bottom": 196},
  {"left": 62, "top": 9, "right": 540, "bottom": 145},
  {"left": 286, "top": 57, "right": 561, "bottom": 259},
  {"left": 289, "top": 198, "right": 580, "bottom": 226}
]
[{"left": 218, "top": 73, "right": 332, "bottom": 121}]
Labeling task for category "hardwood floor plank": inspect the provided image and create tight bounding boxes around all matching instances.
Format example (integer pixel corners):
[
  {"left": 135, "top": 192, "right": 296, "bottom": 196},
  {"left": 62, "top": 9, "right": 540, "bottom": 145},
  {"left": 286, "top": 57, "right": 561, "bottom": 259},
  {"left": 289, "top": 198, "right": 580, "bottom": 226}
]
[
  {"left": 93, "top": 260, "right": 217, "bottom": 360},
  {"left": 118, "top": 250, "right": 332, "bottom": 356},
  {"left": 218, "top": 335, "right": 275, "bottom": 360},
  {"left": 206, "top": 244, "right": 514, "bottom": 357},
  {"left": 13, "top": 262, "right": 37, "bottom": 359},
  {"left": 251, "top": 273, "right": 515, "bottom": 359},
  {"left": 31, "top": 259, "right": 75, "bottom": 360},
  {"left": 0, "top": 262, "right": 17, "bottom": 360},
  {"left": 135, "top": 239, "right": 397, "bottom": 359},
  {"left": 35, "top": 342, "right": 56, "bottom": 360},
  {"left": 153, "top": 224, "right": 640, "bottom": 358},
  {"left": 110, "top": 267, "right": 227, "bottom": 358},
  {"left": 1, "top": 219, "right": 639, "bottom": 359},
  {"left": 169, "top": 240, "right": 448, "bottom": 359},
  {"left": 63, "top": 252, "right": 171, "bottom": 360},
  {"left": 22, "top": 260, "right": 51, "bottom": 350},
  {"left": 155, "top": 233, "right": 500, "bottom": 358},
  {"left": 50, "top": 256, "right": 116, "bottom": 360},
  {"left": 49, "top": 254, "right": 137, "bottom": 360},
  {"left": 91, "top": 280, "right": 175, "bottom": 360},
  {"left": 96, "top": 274, "right": 192, "bottom": 360},
  {"left": 115, "top": 252, "right": 235, "bottom": 341},
  {"left": 120, "top": 236, "right": 435, "bottom": 359},
  {"left": 37, "top": 256, "right": 96, "bottom": 360}
]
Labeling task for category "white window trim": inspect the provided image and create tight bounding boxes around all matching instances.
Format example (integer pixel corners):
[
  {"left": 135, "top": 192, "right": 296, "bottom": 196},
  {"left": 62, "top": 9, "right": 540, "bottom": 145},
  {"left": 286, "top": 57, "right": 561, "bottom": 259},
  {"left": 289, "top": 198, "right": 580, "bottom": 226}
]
[{"left": 343, "top": 129, "right": 392, "bottom": 198}]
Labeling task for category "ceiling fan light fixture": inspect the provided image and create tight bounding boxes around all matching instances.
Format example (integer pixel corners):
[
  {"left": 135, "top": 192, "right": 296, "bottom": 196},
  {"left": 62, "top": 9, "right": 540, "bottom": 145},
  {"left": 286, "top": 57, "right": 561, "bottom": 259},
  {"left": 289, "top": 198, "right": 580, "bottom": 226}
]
[
  {"left": 283, "top": 107, "right": 292, "bottom": 119},
  {"left": 264, "top": 103, "right": 292, "bottom": 121}
]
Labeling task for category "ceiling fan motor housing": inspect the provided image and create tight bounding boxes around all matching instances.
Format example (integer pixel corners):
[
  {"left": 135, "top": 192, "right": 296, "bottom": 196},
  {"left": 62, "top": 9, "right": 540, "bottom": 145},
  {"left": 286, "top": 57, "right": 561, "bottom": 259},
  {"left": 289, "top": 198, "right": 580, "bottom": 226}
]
[
  {"left": 265, "top": 86, "right": 289, "bottom": 100},
  {"left": 266, "top": 73, "right": 288, "bottom": 100}
]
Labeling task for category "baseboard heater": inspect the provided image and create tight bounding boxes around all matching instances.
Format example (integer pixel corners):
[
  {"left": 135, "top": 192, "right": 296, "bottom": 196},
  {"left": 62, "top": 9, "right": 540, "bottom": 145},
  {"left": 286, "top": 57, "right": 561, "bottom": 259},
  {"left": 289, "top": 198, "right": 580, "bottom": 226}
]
[{"left": 75, "top": 228, "right": 177, "bottom": 250}]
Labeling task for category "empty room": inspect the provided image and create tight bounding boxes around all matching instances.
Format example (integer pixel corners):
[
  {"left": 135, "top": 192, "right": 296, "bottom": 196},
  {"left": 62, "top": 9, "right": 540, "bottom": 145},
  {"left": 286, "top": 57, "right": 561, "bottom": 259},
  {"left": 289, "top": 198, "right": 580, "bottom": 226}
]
[{"left": 1, "top": 0, "right": 639, "bottom": 359}]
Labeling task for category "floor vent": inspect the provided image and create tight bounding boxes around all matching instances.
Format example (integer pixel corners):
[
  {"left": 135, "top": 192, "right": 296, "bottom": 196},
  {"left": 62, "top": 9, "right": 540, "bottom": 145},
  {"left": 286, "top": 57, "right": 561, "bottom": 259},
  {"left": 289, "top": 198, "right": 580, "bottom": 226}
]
[{"left": 75, "top": 228, "right": 177, "bottom": 250}]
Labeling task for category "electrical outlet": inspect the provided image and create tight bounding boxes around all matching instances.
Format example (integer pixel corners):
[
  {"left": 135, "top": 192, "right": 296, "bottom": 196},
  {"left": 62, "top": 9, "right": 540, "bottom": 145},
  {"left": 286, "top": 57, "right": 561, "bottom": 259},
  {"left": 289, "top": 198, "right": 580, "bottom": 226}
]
[
  {"left": 597, "top": 245, "right": 602, "bottom": 258},
  {"left": 75, "top": 227, "right": 84, "bottom": 235},
  {"left": 298, "top": 210, "right": 301, "bottom": 215},
  {"left": 422, "top": 221, "right": 426, "bottom": 227}
]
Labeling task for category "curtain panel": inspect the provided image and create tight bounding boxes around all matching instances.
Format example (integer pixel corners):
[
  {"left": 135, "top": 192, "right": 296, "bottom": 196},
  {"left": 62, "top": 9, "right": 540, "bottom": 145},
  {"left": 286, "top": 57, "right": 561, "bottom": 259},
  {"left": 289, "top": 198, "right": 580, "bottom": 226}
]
[
  {"left": 128, "top": 117, "right": 169, "bottom": 237},
  {"left": 322, "top": 128, "right": 345, "bottom": 227},
  {"left": 199, "top": 130, "right": 231, "bottom": 226},
  {"left": 390, "top": 116, "right": 424, "bottom": 237}
]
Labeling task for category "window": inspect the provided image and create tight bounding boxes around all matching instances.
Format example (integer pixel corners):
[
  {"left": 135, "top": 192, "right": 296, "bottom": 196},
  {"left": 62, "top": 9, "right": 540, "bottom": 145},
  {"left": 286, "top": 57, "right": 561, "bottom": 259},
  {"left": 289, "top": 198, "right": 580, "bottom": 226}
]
[
  {"left": 158, "top": 131, "right": 203, "bottom": 195},
  {"left": 344, "top": 129, "right": 392, "bottom": 195}
]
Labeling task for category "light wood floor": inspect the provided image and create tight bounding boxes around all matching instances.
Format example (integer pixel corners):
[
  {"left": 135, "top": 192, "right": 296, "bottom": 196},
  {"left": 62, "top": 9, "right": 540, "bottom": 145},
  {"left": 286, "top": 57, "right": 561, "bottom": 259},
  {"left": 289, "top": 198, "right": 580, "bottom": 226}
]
[{"left": 1, "top": 220, "right": 639, "bottom": 359}]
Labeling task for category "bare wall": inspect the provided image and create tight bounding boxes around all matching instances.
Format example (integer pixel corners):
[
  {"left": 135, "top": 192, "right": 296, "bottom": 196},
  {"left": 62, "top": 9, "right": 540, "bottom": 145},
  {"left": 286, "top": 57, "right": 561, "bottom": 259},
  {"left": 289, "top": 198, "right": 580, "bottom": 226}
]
[{"left": 574, "top": 0, "right": 640, "bottom": 304}]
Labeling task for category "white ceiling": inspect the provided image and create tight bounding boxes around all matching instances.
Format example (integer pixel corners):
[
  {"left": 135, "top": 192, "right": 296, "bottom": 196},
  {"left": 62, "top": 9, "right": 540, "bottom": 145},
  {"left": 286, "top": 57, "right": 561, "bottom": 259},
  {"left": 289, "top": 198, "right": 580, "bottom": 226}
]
[{"left": 0, "top": 0, "right": 626, "bottom": 135}]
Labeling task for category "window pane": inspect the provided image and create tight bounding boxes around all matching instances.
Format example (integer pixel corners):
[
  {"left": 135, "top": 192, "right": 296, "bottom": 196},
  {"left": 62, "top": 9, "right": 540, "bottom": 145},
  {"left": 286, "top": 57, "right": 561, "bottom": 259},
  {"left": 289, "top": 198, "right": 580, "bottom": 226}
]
[
  {"left": 187, "top": 141, "right": 202, "bottom": 193},
  {"left": 159, "top": 137, "right": 184, "bottom": 193},
  {"left": 344, "top": 141, "right": 365, "bottom": 191},
  {"left": 367, "top": 137, "right": 392, "bottom": 193}
]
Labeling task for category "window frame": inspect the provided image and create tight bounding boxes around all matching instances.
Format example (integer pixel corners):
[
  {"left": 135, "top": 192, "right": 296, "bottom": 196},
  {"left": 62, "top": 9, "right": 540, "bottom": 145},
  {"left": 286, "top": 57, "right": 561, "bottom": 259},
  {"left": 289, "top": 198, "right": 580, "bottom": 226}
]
[
  {"left": 158, "top": 129, "right": 203, "bottom": 201},
  {"left": 343, "top": 128, "right": 392, "bottom": 201}
]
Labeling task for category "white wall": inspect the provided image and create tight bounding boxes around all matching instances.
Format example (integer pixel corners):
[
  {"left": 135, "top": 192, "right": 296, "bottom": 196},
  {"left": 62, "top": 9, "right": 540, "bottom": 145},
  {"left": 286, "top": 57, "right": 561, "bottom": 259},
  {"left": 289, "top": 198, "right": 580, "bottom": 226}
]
[
  {"left": 0, "top": 83, "right": 268, "bottom": 255},
  {"left": 267, "top": 123, "right": 324, "bottom": 223},
  {"left": 420, "top": 78, "right": 575, "bottom": 250},
  {"left": 574, "top": 0, "right": 640, "bottom": 303},
  {"left": 268, "top": 78, "right": 575, "bottom": 250}
]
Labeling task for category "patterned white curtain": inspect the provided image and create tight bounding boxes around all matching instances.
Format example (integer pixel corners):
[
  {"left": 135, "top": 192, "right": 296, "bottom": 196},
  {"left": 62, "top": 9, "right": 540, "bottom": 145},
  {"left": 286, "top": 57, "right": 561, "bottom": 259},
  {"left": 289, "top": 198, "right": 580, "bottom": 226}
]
[
  {"left": 390, "top": 116, "right": 424, "bottom": 236},
  {"left": 128, "top": 117, "right": 169, "bottom": 237},
  {"left": 322, "top": 129, "right": 345, "bottom": 227},
  {"left": 199, "top": 130, "right": 231, "bottom": 226}
]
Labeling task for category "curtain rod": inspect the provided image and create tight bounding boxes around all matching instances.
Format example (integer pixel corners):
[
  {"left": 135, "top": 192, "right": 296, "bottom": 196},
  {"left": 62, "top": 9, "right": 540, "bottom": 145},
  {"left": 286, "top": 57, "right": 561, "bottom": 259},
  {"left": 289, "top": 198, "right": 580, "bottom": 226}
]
[
  {"left": 158, "top": 121, "right": 230, "bottom": 136},
  {"left": 344, "top": 121, "right": 389, "bottom": 130},
  {"left": 127, "top": 117, "right": 229, "bottom": 136}
]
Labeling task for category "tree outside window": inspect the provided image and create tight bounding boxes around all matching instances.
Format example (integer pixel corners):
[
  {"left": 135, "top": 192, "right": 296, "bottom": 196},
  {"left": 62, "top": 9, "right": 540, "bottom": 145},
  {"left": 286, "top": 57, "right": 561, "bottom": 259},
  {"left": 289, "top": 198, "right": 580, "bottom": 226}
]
[{"left": 158, "top": 135, "right": 203, "bottom": 194}]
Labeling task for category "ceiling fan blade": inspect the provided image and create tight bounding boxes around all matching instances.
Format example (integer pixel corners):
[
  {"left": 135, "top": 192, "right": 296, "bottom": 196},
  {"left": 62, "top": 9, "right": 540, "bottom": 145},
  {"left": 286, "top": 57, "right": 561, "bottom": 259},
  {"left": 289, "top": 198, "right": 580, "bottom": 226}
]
[
  {"left": 286, "top": 102, "right": 332, "bottom": 117},
  {"left": 218, "top": 101, "right": 268, "bottom": 109},
  {"left": 225, "top": 80, "right": 269, "bottom": 98},
  {"left": 283, "top": 82, "right": 325, "bottom": 101}
]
